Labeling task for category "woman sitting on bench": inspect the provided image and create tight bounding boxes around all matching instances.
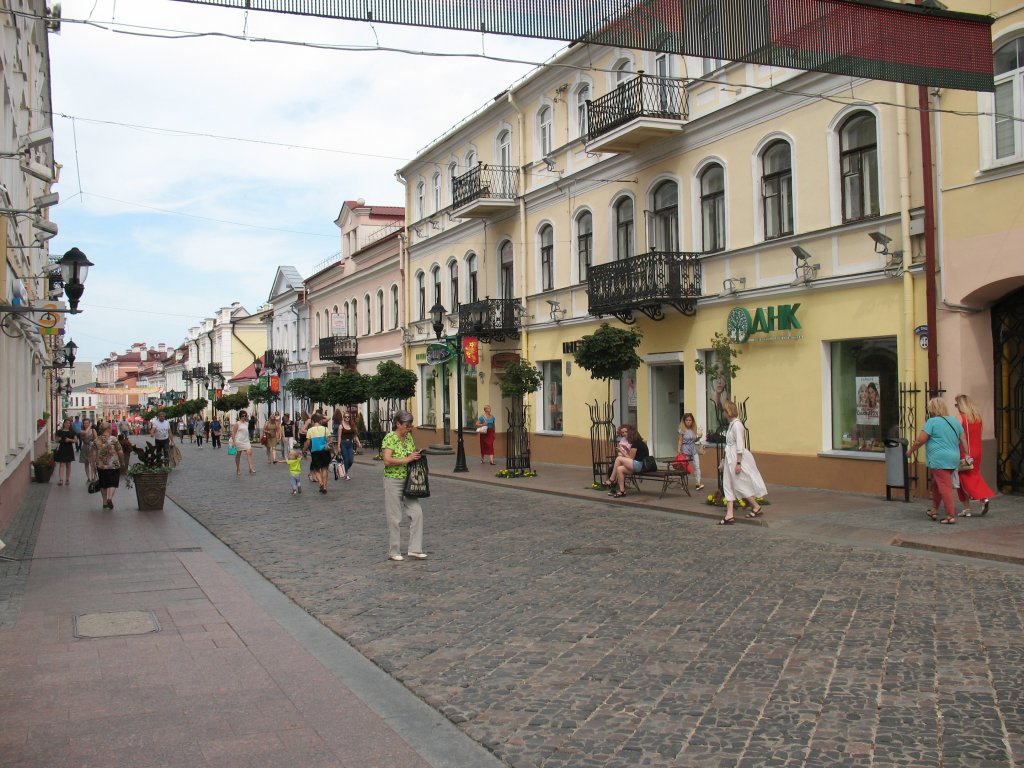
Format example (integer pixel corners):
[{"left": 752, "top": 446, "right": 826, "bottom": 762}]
[{"left": 604, "top": 424, "right": 650, "bottom": 498}]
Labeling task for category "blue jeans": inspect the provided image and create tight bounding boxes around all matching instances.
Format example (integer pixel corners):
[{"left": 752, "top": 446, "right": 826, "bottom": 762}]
[{"left": 339, "top": 439, "right": 355, "bottom": 472}]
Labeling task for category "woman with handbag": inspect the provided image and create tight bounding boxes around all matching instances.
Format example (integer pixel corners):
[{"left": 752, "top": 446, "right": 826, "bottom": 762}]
[
  {"left": 719, "top": 400, "right": 768, "bottom": 525},
  {"left": 94, "top": 423, "right": 125, "bottom": 510},
  {"left": 230, "top": 411, "right": 256, "bottom": 476},
  {"left": 907, "top": 397, "right": 969, "bottom": 524},
  {"left": 381, "top": 411, "right": 427, "bottom": 562},
  {"left": 476, "top": 405, "right": 496, "bottom": 465},
  {"left": 677, "top": 413, "right": 704, "bottom": 491},
  {"left": 335, "top": 410, "right": 361, "bottom": 480},
  {"left": 954, "top": 393, "right": 996, "bottom": 517},
  {"left": 304, "top": 414, "right": 332, "bottom": 494},
  {"left": 603, "top": 424, "right": 650, "bottom": 499}
]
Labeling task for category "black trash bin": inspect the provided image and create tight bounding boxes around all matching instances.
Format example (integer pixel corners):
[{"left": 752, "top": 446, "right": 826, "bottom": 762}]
[{"left": 884, "top": 437, "right": 910, "bottom": 502}]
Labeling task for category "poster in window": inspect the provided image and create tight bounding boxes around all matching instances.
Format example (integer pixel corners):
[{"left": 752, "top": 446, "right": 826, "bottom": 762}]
[{"left": 855, "top": 376, "right": 880, "bottom": 426}]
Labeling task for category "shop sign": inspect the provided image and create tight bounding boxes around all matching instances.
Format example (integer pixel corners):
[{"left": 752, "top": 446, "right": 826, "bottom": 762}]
[
  {"left": 726, "top": 304, "right": 802, "bottom": 343},
  {"left": 426, "top": 342, "right": 454, "bottom": 366},
  {"left": 491, "top": 352, "right": 521, "bottom": 372}
]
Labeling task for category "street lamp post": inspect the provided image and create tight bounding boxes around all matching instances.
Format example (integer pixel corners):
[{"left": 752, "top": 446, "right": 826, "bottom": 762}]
[{"left": 429, "top": 302, "right": 468, "bottom": 473}]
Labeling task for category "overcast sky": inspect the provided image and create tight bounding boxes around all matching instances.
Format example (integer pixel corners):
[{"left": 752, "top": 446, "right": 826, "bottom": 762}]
[{"left": 48, "top": 0, "right": 562, "bottom": 369}]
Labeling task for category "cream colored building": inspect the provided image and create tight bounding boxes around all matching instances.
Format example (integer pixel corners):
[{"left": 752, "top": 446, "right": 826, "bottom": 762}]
[
  {"left": 304, "top": 200, "right": 405, "bottom": 426},
  {"left": 398, "top": 4, "right": 1024, "bottom": 496},
  {"left": 0, "top": 0, "right": 60, "bottom": 526}
]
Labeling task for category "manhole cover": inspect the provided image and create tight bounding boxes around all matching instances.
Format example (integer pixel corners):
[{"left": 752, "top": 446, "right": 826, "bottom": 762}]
[
  {"left": 74, "top": 611, "right": 161, "bottom": 638},
  {"left": 562, "top": 546, "right": 617, "bottom": 555}
]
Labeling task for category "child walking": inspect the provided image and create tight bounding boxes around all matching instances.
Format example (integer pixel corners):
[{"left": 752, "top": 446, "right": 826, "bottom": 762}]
[{"left": 287, "top": 449, "right": 303, "bottom": 495}]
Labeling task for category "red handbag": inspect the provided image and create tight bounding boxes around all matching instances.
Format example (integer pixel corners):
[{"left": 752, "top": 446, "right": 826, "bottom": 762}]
[{"left": 670, "top": 453, "right": 691, "bottom": 472}]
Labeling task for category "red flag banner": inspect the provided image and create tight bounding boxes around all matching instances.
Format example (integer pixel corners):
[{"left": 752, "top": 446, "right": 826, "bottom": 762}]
[{"left": 462, "top": 336, "right": 479, "bottom": 366}]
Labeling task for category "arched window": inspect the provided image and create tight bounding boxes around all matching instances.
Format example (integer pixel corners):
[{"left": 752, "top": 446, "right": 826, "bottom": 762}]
[
  {"left": 390, "top": 284, "right": 399, "bottom": 329},
  {"left": 613, "top": 58, "right": 633, "bottom": 87},
  {"left": 467, "top": 253, "right": 479, "bottom": 302},
  {"left": 415, "top": 181, "right": 425, "bottom": 220},
  {"left": 376, "top": 289, "right": 384, "bottom": 333},
  {"left": 415, "top": 271, "right": 426, "bottom": 320},
  {"left": 576, "top": 85, "right": 590, "bottom": 138},
  {"left": 497, "top": 130, "right": 512, "bottom": 167},
  {"left": 762, "top": 140, "right": 793, "bottom": 239},
  {"left": 431, "top": 265, "right": 442, "bottom": 308},
  {"left": 538, "top": 106, "right": 553, "bottom": 157},
  {"left": 448, "top": 261, "right": 459, "bottom": 310},
  {"left": 539, "top": 225, "right": 554, "bottom": 291},
  {"left": 499, "top": 241, "right": 514, "bottom": 300},
  {"left": 994, "top": 38, "right": 1023, "bottom": 160},
  {"left": 576, "top": 210, "right": 593, "bottom": 282},
  {"left": 447, "top": 162, "right": 458, "bottom": 203},
  {"left": 615, "top": 197, "right": 634, "bottom": 260},
  {"left": 651, "top": 180, "right": 679, "bottom": 251},
  {"left": 465, "top": 149, "right": 477, "bottom": 169},
  {"left": 431, "top": 173, "right": 441, "bottom": 212},
  {"left": 700, "top": 164, "right": 726, "bottom": 252},
  {"left": 364, "top": 294, "right": 371, "bottom": 336},
  {"left": 839, "top": 112, "right": 879, "bottom": 221}
]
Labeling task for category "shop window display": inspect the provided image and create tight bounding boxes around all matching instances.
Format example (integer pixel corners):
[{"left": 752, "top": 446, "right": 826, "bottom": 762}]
[
  {"left": 830, "top": 337, "right": 898, "bottom": 452},
  {"left": 420, "top": 365, "right": 437, "bottom": 426},
  {"left": 541, "top": 361, "right": 563, "bottom": 431}
]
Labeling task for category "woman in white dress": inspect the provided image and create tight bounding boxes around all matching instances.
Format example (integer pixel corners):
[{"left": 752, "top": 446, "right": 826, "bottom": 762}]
[
  {"left": 230, "top": 410, "right": 256, "bottom": 475},
  {"left": 718, "top": 399, "right": 767, "bottom": 525}
]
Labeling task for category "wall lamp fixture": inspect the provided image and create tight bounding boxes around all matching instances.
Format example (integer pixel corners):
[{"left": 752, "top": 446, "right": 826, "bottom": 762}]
[
  {"left": 0, "top": 248, "right": 93, "bottom": 333},
  {"left": 790, "top": 246, "right": 820, "bottom": 286},
  {"left": 546, "top": 299, "right": 567, "bottom": 322},
  {"left": 721, "top": 277, "right": 746, "bottom": 296},
  {"left": 868, "top": 231, "right": 905, "bottom": 278}
]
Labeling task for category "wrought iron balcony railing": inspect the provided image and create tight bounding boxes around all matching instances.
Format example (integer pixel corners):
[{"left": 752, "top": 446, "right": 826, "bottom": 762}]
[
  {"left": 452, "top": 163, "right": 520, "bottom": 210},
  {"left": 458, "top": 298, "right": 523, "bottom": 343},
  {"left": 318, "top": 335, "right": 358, "bottom": 363},
  {"left": 207, "top": 362, "right": 222, "bottom": 376},
  {"left": 586, "top": 73, "right": 688, "bottom": 143},
  {"left": 191, "top": 366, "right": 208, "bottom": 380},
  {"left": 587, "top": 250, "right": 702, "bottom": 324}
]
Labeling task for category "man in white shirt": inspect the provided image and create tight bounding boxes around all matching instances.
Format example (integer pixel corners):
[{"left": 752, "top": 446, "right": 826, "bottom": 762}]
[{"left": 150, "top": 411, "right": 174, "bottom": 463}]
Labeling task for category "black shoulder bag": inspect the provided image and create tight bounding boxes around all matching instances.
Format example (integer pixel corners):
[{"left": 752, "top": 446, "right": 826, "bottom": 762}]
[{"left": 403, "top": 452, "right": 431, "bottom": 498}]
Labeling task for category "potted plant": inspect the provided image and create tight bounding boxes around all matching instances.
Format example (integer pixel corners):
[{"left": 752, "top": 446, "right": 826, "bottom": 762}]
[
  {"left": 498, "top": 359, "right": 544, "bottom": 474},
  {"left": 125, "top": 441, "right": 173, "bottom": 511},
  {"left": 31, "top": 451, "right": 56, "bottom": 483}
]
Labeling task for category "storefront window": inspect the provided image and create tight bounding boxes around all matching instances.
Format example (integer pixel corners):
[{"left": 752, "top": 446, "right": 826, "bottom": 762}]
[
  {"left": 703, "top": 350, "right": 731, "bottom": 439},
  {"left": 462, "top": 365, "right": 479, "bottom": 429},
  {"left": 830, "top": 337, "right": 898, "bottom": 452},
  {"left": 619, "top": 368, "right": 638, "bottom": 427},
  {"left": 420, "top": 365, "right": 437, "bottom": 426},
  {"left": 541, "top": 361, "right": 563, "bottom": 431}
]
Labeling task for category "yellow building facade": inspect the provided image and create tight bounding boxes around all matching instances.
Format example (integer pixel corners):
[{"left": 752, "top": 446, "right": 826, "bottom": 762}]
[{"left": 398, "top": 4, "right": 1023, "bottom": 496}]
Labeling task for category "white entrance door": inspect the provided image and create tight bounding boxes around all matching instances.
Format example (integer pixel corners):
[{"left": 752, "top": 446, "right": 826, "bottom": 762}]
[{"left": 650, "top": 364, "right": 685, "bottom": 458}]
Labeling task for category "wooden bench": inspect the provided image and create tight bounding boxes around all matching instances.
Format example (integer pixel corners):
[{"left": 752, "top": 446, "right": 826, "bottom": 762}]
[{"left": 627, "top": 462, "right": 691, "bottom": 498}]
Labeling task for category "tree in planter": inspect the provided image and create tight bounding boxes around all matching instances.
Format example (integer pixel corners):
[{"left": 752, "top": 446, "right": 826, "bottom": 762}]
[
  {"left": 319, "top": 370, "right": 371, "bottom": 413},
  {"left": 693, "top": 331, "right": 745, "bottom": 499},
  {"left": 214, "top": 391, "right": 250, "bottom": 415},
  {"left": 693, "top": 331, "right": 742, "bottom": 442},
  {"left": 284, "top": 377, "right": 320, "bottom": 416},
  {"left": 573, "top": 323, "right": 644, "bottom": 487},
  {"left": 368, "top": 361, "right": 417, "bottom": 455},
  {"left": 497, "top": 359, "right": 543, "bottom": 475}
]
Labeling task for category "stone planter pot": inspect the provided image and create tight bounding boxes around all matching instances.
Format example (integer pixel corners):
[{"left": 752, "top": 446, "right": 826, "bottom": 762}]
[
  {"left": 133, "top": 471, "right": 169, "bottom": 511},
  {"left": 32, "top": 464, "right": 54, "bottom": 483}
]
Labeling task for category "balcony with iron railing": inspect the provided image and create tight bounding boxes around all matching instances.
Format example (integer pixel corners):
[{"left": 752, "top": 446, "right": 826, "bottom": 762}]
[
  {"left": 451, "top": 163, "right": 520, "bottom": 218},
  {"left": 586, "top": 73, "right": 689, "bottom": 154},
  {"left": 587, "top": 250, "right": 702, "bottom": 324},
  {"left": 457, "top": 298, "right": 523, "bottom": 343},
  {"left": 318, "top": 335, "right": 358, "bottom": 364}
]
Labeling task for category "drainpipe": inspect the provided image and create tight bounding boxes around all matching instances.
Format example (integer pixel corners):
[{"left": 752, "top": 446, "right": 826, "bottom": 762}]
[
  {"left": 896, "top": 85, "right": 916, "bottom": 388},
  {"left": 919, "top": 83, "right": 939, "bottom": 394},
  {"left": 507, "top": 89, "right": 530, "bottom": 355}
]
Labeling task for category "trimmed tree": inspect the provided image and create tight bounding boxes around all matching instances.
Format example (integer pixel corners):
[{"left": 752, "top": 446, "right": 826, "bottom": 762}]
[
  {"left": 498, "top": 359, "right": 544, "bottom": 473},
  {"left": 572, "top": 323, "right": 644, "bottom": 486}
]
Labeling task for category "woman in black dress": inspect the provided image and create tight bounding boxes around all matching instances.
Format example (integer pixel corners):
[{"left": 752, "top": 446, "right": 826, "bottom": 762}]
[{"left": 54, "top": 417, "right": 76, "bottom": 485}]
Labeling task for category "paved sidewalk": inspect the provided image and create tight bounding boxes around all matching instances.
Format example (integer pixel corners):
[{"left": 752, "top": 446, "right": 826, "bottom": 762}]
[
  {"left": 422, "top": 455, "right": 1024, "bottom": 566},
  {"left": 0, "top": 477, "right": 502, "bottom": 768}
]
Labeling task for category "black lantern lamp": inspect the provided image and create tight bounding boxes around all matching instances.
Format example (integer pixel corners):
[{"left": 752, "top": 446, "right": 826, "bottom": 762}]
[
  {"left": 253, "top": 356, "right": 263, "bottom": 378},
  {"left": 429, "top": 301, "right": 445, "bottom": 340},
  {"left": 63, "top": 339, "right": 77, "bottom": 367},
  {"left": 56, "top": 247, "right": 93, "bottom": 313},
  {"left": 427, "top": 300, "right": 468, "bottom": 472}
]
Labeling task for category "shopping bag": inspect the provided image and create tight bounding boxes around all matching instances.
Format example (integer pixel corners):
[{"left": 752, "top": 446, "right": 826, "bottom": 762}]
[
  {"left": 227, "top": 445, "right": 238, "bottom": 456},
  {"left": 403, "top": 455, "right": 430, "bottom": 498}
]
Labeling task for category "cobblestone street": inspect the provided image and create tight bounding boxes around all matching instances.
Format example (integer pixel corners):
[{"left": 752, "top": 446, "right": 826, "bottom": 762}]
[{"left": 167, "top": 448, "right": 1024, "bottom": 768}]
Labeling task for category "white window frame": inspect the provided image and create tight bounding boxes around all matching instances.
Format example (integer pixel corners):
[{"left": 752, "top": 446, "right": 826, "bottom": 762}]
[{"left": 538, "top": 105, "right": 553, "bottom": 157}]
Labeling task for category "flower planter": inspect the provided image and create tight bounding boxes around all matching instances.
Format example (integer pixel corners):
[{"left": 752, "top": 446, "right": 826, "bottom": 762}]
[
  {"left": 33, "top": 464, "right": 54, "bottom": 483},
  {"left": 133, "top": 471, "right": 169, "bottom": 511}
]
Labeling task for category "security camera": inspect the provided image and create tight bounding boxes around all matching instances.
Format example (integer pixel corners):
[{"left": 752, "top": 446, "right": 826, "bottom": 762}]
[
  {"left": 33, "top": 192, "right": 59, "bottom": 209},
  {"left": 32, "top": 216, "right": 58, "bottom": 236}
]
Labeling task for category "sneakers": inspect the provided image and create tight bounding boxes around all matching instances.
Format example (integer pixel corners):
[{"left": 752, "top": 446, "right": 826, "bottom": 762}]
[
  {"left": 388, "top": 554, "right": 405, "bottom": 561},
  {"left": 695, "top": 483, "right": 705, "bottom": 491},
  {"left": 291, "top": 490, "right": 297, "bottom": 496},
  {"left": 407, "top": 552, "right": 428, "bottom": 560}
]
